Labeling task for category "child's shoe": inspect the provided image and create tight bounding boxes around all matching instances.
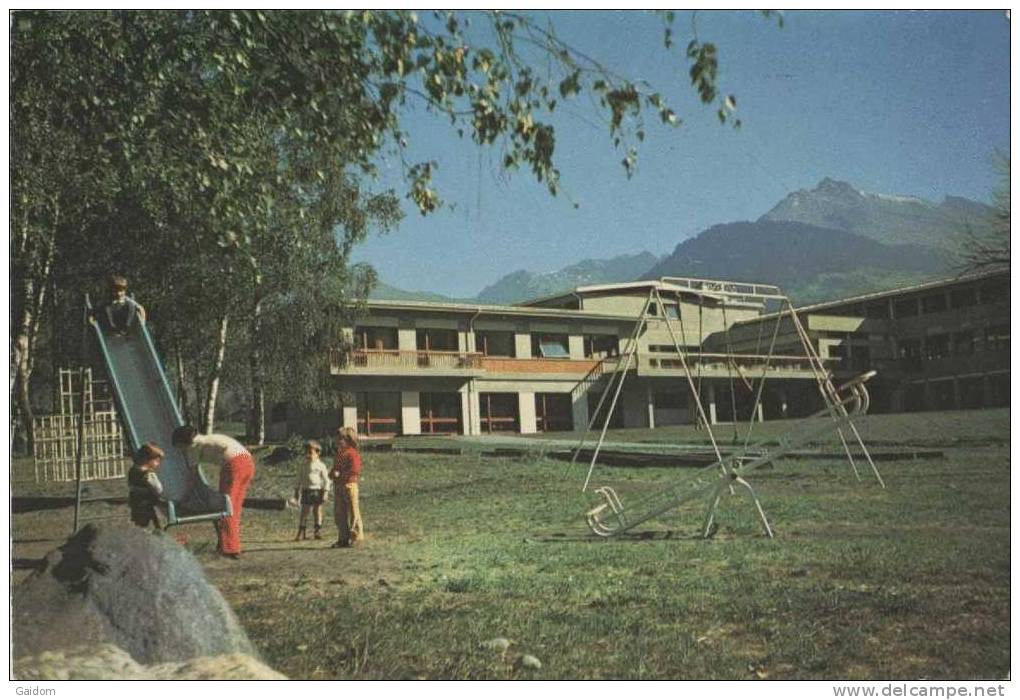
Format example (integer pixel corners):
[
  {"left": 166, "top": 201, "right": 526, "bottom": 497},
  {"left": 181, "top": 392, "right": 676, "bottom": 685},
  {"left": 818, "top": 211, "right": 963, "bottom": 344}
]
[
  {"left": 313, "top": 526, "right": 322, "bottom": 540},
  {"left": 295, "top": 526, "right": 307, "bottom": 541}
]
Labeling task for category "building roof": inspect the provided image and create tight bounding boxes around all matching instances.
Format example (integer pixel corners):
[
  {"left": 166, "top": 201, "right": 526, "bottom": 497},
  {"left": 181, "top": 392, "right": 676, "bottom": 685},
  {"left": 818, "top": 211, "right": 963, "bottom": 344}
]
[
  {"left": 518, "top": 276, "right": 776, "bottom": 309},
  {"left": 363, "top": 298, "right": 639, "bottom": 324}
]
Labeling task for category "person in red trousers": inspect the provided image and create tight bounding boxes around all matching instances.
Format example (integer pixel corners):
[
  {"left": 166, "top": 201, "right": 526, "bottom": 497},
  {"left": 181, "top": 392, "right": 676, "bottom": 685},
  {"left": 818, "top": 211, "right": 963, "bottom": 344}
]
[{"left": 173, "top": 425, "right": 255, "bottom": 559}]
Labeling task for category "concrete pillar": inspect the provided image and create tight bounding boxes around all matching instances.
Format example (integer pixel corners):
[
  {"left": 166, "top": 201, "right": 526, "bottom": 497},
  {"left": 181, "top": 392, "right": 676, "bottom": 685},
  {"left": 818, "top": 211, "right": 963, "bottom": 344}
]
[
  {"left": 460, "top": 386, "right": 481, "bottom": 436},
  {"left": 342, "top": 404, "right": 358, "bottom": 431},
  {"left": 401, "top": 391, "right": 421, "bottom": 435},
  {"left": 646, "top": 385, "right": 656, "bottom": 430},
  {"left": 397, "top": 327, "right": 417, "bottom": 351},
  {"left": 707, "top": 383, "right": 718, "bottom": 425},
  {"left": 514, "top": 332, "right": 532, "bottom": 359},
  {"left": 571, "top": 392, "right": 590, "bottom": 433},
  {"left": 568, "top": 334, "right": 585, "bottom": 360},
  {"left": 518, "top": 391, "right": 537, "bottom": 434},
  {"left": 756, "top": 401, "right": 764, "bottom": 423}
]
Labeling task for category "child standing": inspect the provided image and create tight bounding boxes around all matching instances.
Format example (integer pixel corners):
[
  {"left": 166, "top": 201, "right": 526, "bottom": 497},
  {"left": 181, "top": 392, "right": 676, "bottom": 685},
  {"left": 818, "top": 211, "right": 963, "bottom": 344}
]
[
  {"left": 294, "top": 440, "right": 331, "bottom": 541},
  {"left": 128, "top": 442, "right": 165, "bottom": 529},
  {"left": 172, "top": 425, "right": 255, "bottom": 559},
  {"left": 330, "top": 427, "right": 364, "bottom": 548}
]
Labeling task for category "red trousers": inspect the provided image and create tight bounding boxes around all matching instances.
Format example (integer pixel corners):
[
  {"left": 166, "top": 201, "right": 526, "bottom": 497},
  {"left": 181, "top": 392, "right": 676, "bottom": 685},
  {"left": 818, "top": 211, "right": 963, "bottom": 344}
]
[{"left": 218, "top": 453, "right": 254, "bottom": 555}]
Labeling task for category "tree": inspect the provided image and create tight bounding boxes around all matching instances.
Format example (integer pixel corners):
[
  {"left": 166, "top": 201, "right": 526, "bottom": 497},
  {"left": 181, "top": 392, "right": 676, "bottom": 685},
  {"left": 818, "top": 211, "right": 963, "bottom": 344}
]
[
  {"left": 11, "top": 10, "right": 769, "bottom": 446},
  {"left": 959, "top": 152, "right": 1009, "bottom": 271}
]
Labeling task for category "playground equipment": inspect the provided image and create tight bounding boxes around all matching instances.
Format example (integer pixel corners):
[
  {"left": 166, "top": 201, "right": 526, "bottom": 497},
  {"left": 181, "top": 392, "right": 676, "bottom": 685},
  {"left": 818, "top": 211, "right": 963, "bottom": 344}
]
[
  {"left": 33, "top": 367, "right": 129, "bottom": 483},
  {"left": 571, "top": 278, "right": 885, "bottom": 538},
  {"left": 86, "top": 296, "right": 230, "bottom": 527}
]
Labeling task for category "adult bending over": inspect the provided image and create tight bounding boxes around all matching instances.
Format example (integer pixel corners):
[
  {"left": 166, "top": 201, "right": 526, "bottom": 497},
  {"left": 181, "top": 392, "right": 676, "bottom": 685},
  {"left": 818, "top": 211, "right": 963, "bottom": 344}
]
[{"left": 172, "top": 425, "right": 255, "bottom": 559}]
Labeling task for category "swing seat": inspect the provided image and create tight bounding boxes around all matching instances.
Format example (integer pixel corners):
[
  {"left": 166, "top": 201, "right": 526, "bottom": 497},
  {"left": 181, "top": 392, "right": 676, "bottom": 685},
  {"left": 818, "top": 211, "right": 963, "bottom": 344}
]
[{"left": 586, "top": 486, "right": 627, "bottom": 537}]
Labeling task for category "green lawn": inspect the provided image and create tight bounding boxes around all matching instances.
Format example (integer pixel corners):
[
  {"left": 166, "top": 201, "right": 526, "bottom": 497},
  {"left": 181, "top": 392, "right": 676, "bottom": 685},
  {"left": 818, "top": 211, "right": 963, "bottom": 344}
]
[{"left": 11, "top": 409, "right": 1010, "bottom": 679}]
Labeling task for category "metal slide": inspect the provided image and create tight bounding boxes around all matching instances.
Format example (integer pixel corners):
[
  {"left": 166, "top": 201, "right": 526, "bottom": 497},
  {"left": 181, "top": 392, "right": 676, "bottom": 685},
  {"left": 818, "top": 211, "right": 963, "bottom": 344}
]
[{"left": 88, "top": 307, "right": 230, "bottom": 526}]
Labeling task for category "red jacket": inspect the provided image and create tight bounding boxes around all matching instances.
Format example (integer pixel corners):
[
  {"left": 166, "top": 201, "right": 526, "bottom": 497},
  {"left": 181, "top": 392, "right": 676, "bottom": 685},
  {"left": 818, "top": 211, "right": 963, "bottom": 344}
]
[{"left": 331, "top": 446, "right": 362, "bottom": 485}]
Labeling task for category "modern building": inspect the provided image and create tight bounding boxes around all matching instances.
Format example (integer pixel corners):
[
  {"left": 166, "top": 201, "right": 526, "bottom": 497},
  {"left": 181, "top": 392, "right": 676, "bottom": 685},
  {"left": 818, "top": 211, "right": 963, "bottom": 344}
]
[
  {"left": 267, "top": 268, "right": 1009, "bottom": 439},
  {"left": 719, "top": 266, "right": 1010, "bottom": 413}
]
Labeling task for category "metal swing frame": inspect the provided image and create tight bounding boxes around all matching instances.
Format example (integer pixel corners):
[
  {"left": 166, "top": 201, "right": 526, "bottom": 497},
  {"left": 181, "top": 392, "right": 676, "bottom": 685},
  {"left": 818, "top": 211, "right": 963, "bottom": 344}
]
[{"left": 570, "top": 279, "right": 884, "bottom": 539}]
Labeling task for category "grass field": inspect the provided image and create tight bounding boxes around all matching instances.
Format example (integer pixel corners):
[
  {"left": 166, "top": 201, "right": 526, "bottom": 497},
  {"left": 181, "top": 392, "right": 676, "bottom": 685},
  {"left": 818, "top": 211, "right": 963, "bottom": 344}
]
[{"left": 11, "top": 409, "right": 1010, "bottom": 679}]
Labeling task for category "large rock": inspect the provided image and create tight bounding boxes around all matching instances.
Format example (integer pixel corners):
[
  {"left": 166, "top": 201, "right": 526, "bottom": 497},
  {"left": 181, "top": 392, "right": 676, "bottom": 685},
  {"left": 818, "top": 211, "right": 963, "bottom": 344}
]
[
  {"left": 14, "top": 644, "right": 286, "bottom": 680},
  {"left": 13, "top": 524, "right": 255, "bottom": 665}
]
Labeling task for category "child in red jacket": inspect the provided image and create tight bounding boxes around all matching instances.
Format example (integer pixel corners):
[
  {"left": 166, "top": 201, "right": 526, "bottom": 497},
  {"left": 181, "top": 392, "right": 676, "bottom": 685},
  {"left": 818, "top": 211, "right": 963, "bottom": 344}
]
[{"left": 330, "top": 427, "right": 363, "bottom": 548}]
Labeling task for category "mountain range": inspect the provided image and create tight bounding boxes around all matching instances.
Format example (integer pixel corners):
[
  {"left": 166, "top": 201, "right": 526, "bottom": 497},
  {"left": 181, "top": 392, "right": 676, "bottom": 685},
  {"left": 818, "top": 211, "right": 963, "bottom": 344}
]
[{"left": 371, "top": 178, "right": 993, "bottom": 306}]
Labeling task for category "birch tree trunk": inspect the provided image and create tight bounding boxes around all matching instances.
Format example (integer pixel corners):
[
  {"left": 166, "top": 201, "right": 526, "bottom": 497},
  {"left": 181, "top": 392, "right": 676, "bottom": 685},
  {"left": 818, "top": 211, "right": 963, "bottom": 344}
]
[
  {"left": 201, "top": 312, "right": 230, "bottom": 434},
  {"left": 247, "top": 274, "right": 265, "bottom": 445},
  {"left": 175, "top": 345, "right": 190, "bottom": 422}
]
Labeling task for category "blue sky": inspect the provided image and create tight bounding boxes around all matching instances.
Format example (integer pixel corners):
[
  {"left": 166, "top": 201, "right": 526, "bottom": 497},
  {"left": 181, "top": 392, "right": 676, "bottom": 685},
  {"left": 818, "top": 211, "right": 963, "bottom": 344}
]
[{"left": 352, "top": 10, "right": 1010, "bottom": 298}]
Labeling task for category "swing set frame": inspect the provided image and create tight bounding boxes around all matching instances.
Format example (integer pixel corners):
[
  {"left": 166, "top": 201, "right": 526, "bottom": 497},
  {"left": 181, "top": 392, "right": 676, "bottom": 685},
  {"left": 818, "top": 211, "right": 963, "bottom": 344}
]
[{"left": 569, "top": 277, "right": 884, "bottom": 539}]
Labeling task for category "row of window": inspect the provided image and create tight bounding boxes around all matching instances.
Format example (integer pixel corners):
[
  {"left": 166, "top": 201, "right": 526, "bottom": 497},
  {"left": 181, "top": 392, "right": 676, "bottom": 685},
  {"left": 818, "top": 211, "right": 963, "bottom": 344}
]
[
  {"left": 897, "top": 324, "right": 1010, "bottom": 362},
  {"left": 847, "top": 281, "right": 1008, "bottom": 320},
  {"left": 352, "top": 326, "right": 620, "bottom": 360},
  {"left": 349, "top": 391, "right": 576, "bottom": 435}
]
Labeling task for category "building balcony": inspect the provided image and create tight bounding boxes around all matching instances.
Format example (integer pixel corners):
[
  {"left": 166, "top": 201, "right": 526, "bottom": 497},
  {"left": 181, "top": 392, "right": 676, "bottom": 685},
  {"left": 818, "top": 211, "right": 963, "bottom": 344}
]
[
  {"left": 636, "top": 351, "right": 836, "bottom": 380},
  {"left": 479, "top": 357, "right": 610, "bottom": 377},
  {"left": 330, "top": 349, "right": 485, "bottom": 376},
  {"left": 871, "top": 350, "right": 1010, "bottom": 380}
]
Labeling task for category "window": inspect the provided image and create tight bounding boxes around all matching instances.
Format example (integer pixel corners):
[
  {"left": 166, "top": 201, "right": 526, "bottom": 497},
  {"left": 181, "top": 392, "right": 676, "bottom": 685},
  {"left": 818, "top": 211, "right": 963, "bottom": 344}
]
[
  {"left": 979, "top": 282, "right": 1009, "bottom": 305},
  {"left": 420, "top": 393, "right": 462, "bottom": 434},
  {"left": 985, "top": 324, "right": 1010, "bottom": 352},
  {"left": 479, "top": 393, "right": 519, "bottom": 433},
  {"left": 583, "top": 334, "right": 619, "bottom": 359},
  {"left": 535, "top": 393, "right": 573, "bottom": 432},
  {"left": 532, "top": 334, "right": 570, "bottom": 359},
  {"left": 894, "top": 299, "right": 919, "bottom": 318},
  {"left": 416, "top": 328, "right": 458, "bottom": 351},
  {"left": 354, "top": 326, "right": 398, "bottom": 350},
  {"left": 950, "top": 287, "right": 977, "bottom": 309},
  {"left": 663, "top": 304, "right": 680, "bottom": 320},
  {"left": 925, "top": 334, "right": 950, "bottom": 360},
  {"left": 898, "top": 338, "right": 922, "bottom": 371},
  {"left": 648, "top": 344, "right": 699, "bottom": 353},
  {"left": 475, "top": 331, "right": 515, "bottom": 357},
  {"left": 952, "top": 331, "right": 974, "bottom": 356},
  {"left": 355, "top": 392, "right": 401, "bottom": 436},
  {"left": 865, "top": 304, "right": 889, "bottom": 319},
  {"left": 921, "top": 295, "right": 947, "bottom": 314}
]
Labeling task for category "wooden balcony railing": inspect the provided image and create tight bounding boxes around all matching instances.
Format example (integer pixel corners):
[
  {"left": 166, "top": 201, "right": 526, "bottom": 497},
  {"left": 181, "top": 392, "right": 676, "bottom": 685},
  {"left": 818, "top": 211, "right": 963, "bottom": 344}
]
[{"left": 331, "top": 348, "right": 484, "bottom": 373}]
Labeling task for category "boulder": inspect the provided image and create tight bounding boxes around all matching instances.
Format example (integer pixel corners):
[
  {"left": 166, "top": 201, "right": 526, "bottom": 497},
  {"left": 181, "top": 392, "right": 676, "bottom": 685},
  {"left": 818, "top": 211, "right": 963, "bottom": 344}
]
[
  {"left": 14, "top": 644, "right": 286, "bottom": 680},
  {"left": 12, "top": 524, "right": 255, "bottom": 665}
]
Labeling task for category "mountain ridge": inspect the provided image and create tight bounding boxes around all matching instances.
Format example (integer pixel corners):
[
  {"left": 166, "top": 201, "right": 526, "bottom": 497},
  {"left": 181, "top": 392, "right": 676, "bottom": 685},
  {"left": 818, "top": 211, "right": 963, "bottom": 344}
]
[{"left": 370, "top": 178, "right": 986, "bottom": 306}]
